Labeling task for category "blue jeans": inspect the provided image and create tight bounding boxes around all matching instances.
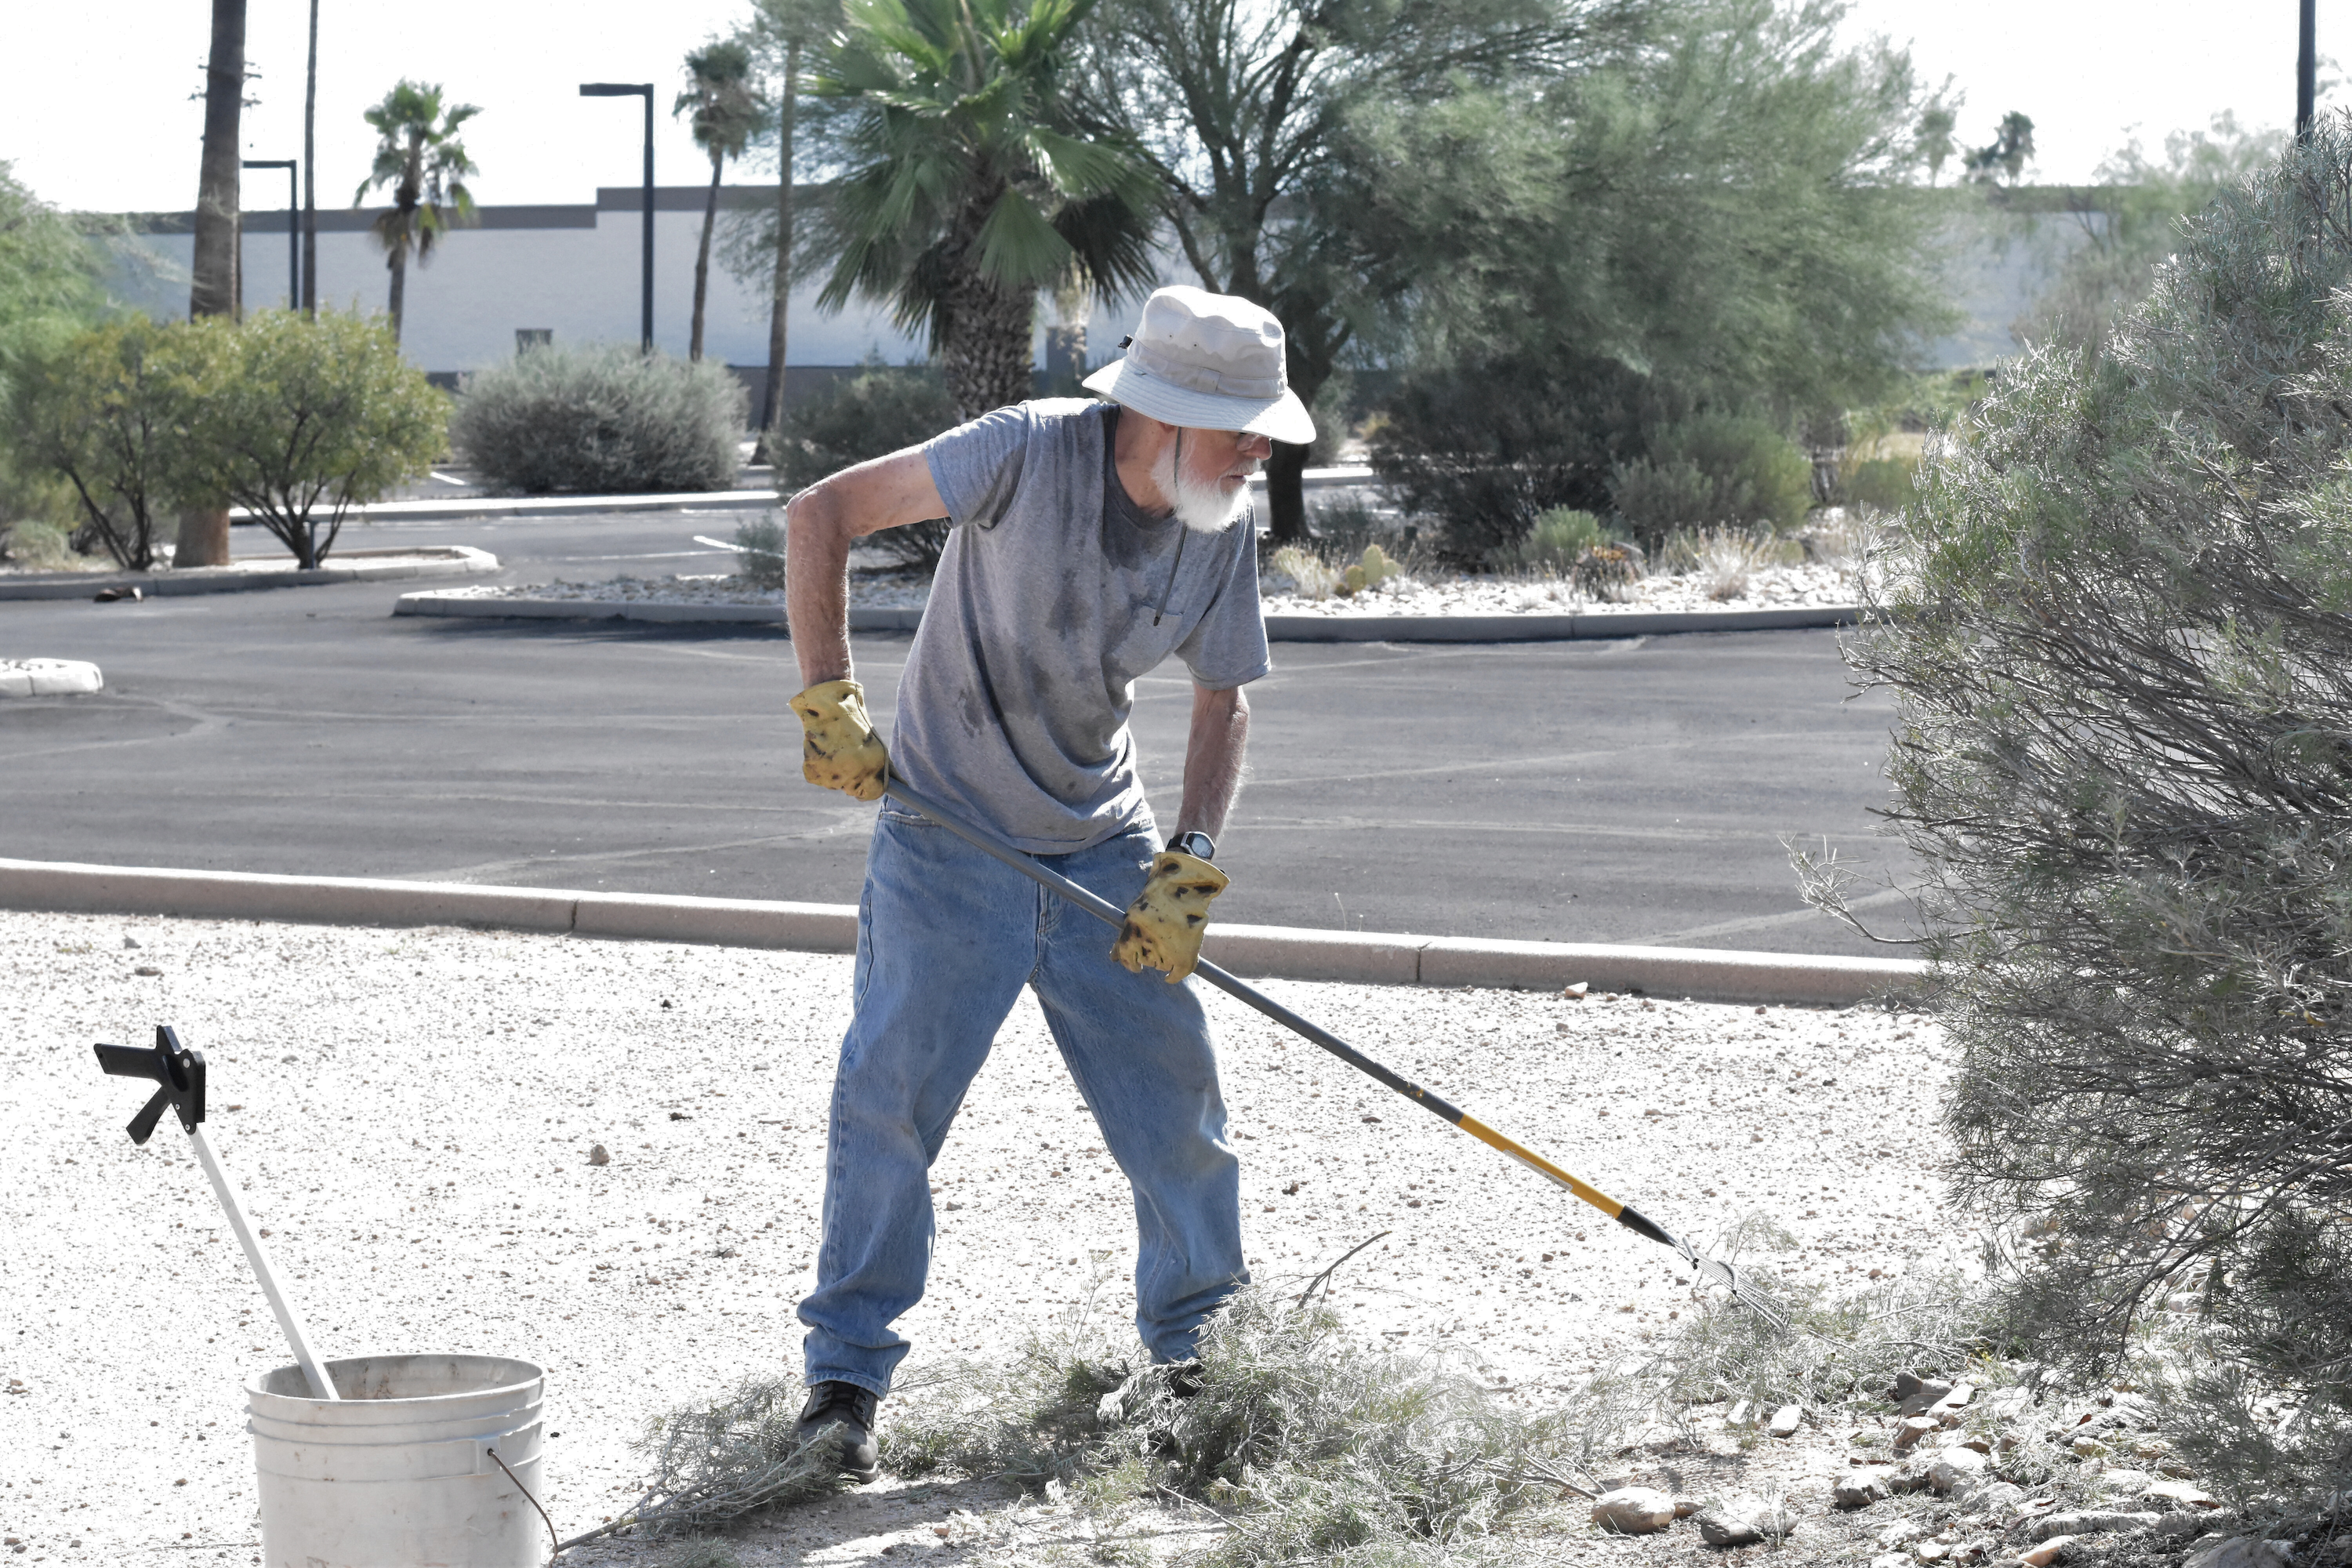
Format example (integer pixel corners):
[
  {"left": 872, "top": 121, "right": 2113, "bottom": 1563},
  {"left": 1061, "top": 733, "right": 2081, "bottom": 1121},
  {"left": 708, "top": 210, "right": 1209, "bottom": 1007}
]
[{"left": 797, "top": 808, "right": 1247, "bottom": 1396}]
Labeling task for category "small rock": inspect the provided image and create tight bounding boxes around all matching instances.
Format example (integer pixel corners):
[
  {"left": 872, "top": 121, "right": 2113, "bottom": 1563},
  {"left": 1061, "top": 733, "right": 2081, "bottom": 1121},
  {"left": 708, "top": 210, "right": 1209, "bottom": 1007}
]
[
  {"left": 1928, "top": 1447, "right": 1989, "bottom": 1495},
  {"left": 1915, "top": 1543, "right": 1950, "bottom": 1563},
  {"left": 1674, "top": 1497, "right": 1704, "bottom": 1519},
  {"left": 133, "top": 965, "right": 162, "bottom": 977},
  {"left": 2096, "top": 1468, "right": 2154, "bottom": 1495},
  {"left": 1930, "top": 1384, "right": 1976, "bottom": 1423},
  {"left": 1872, "top": 1556, "right": 1914, "bottom": 1568},
  {"left": 1965, "top": 1481, "right": 2027, "bottom": 1519},
  {"left": 587, "top": 1145, "right": 610, "bottom": 1166},
  {"left": 1698, "top": 1510, "right": 1765, "bottom": 1547},
  {"left": 1562, "top": 982, "right": 1589, "bottom": 999},
  {"left": 1834, "top": 1475, "right": 1889, "bottom": 1510},
  {"left": 122, "top": 936, "right": 141, "bottom": 949},
  {"left": 2018, "top": 1537, "right": 2079, "bottom": 1568},
  {"left": 2141, "top": 1479, "right": 2218, "bottom": 1509},
  {"left": 1726, "top": 1399, "right": 1751, "bottom": 1428},
  {"left": 1590, "top": 1487, "right": 1676, "bottom": 1534},
  {"left": 1878, "top": 1520, "right": 1929, "bottom": 1548},
  {"left": 1893, "top": 1416, "right": 1940, "bottom": 1453},
  {"left": 2071, "top": 1435, "right": 2111, "bottom": 1457},
  {"left": 2027, "top": 1510, "right": 2162, "bottom": 1544},
  {"left": 1898, "top": 1378, "right": 1956, "bottom": 1416},
  {"left": 1893, "top": 1371, "right": 1926, "bottom": 1401},
  {"left": 1769, "top": 1403, "right": 1803, "bottom": 1438}
]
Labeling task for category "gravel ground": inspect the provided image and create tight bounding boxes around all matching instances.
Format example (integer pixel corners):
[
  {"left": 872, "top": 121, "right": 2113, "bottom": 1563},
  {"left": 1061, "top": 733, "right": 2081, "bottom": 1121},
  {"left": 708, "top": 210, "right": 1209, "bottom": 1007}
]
[{"left": 2, "top": 909, "right": 1959, "bottom": 1566}]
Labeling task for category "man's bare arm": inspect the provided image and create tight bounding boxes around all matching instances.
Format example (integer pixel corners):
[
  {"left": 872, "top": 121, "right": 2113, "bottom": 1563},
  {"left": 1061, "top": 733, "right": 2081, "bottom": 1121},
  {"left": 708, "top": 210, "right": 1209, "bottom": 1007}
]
[
  {"left": 1176, "top": 684, "right": 1250, "bottom": 840},
  {"left": 784, "top": 448, "right": 948, "bottom": 688}
]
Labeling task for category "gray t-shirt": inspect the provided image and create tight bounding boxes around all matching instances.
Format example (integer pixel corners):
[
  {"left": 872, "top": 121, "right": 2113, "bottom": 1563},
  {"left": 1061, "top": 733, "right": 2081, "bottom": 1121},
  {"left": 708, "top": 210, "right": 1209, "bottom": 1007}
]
[{"left": 896, "top": 397, "right": 1270, "bottom": 854}]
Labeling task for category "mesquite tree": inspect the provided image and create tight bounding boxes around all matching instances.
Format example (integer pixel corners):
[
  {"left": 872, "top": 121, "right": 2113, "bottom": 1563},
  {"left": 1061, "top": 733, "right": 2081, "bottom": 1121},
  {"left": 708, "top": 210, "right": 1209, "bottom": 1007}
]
[{"left": 1809, "top": 118, "right": 2352, "bottom": 1502}]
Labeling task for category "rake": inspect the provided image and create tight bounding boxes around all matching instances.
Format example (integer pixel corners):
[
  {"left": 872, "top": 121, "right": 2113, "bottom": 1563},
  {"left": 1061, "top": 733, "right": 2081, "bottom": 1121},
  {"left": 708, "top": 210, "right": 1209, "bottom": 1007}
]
[{"left": 882, "top": 778, "right": 1789, "bottom": 1332}]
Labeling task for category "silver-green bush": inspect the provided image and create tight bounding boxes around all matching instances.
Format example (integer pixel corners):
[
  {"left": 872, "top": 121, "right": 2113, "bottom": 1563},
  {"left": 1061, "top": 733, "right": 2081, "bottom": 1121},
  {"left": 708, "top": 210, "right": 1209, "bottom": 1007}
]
[
  {"left": 1813, "top": 116, "right": 2352, "bottom": 1506},
  {"left": 451, "top": 343, "right": 744, "bottom": 495}
]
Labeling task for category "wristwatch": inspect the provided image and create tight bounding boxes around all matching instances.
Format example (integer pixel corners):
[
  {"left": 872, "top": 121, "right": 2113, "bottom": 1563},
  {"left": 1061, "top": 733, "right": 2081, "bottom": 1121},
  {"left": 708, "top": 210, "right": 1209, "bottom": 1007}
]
[{"left": 1169, "top": 829, "right": 1216, "bottom": 862}]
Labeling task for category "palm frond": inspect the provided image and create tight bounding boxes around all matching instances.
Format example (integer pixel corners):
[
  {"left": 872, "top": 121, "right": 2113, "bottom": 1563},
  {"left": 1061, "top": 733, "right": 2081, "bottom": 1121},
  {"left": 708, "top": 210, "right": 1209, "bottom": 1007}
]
[{"left": 971, "top": 185, "right": 1075, "bottom": 286}]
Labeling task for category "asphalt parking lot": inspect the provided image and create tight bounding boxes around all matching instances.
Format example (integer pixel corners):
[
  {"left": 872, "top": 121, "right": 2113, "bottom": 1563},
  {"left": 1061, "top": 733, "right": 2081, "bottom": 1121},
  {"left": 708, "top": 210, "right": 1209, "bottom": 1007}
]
[{"left": 0, "top": 510, "right": 1918, "bottom": 956}]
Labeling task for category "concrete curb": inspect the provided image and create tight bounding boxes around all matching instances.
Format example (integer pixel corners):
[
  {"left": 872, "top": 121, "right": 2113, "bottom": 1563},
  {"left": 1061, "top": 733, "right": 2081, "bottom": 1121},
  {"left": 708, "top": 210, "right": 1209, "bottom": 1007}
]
[
  {"left": 392, "top": 590, "right": 1857, "bottom": 642},
  {"left": 390, "top": 594, "right": 924, "bottom": 631},
  {"left": 0, "top": 659, "right": 103, "bottom": 696},
  {"left": 0, "top": 546, "right": 500, "bottom": 602},
  {"left": 0, "top": 855, "right": 1926, "bottom": 1007}
]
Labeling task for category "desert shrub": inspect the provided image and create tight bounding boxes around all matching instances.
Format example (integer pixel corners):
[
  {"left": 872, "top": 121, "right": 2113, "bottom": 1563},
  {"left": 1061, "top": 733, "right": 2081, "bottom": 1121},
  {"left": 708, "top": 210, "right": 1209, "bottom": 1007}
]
[
  {"left": 1660, "top": 524, "right": 1781, "bottom": 601},
  {"left": 177, "top": 310, "right": 447, "bottom": 568},
  {"left": 732, "top": 514, "right": 787, "bottom": 591},
  {"left": 1842, "top": 455, "right": 1918, "bottom": 511},
  {"left": 1806, "top": 118, "right": 2352, "bottom": 1506},
  {"left": 1370, "top": 350, "right": 1670, "bottom": 566},
  {"left": 1502, "top": 506, "right": 1608, "bottom": 573},
  {"left": 452, "top": 343, "right": 745, "bottom": 496},
  {"left": 771, "top": 362, "right": 959, "bottom": 569},
  {"left": 1608, "top": 412, "right": 1813, "bottom": 544},
  {"left": 0, "top": 518, "right": 82, "bottom": 570},
  {"left": 7, "top": 316, "right": 209, "bottom": 570}
]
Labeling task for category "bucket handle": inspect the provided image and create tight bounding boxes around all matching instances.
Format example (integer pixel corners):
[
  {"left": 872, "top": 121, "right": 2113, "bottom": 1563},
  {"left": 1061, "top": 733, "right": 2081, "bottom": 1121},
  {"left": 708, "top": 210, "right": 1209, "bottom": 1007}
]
[{"left": 486, "top": 1447, "right": 559, "bottom": 1564}]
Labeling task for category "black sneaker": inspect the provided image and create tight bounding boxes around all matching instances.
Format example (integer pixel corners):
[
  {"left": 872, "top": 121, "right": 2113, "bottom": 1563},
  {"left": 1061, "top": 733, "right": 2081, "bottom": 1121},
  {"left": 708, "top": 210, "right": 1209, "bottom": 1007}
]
[{"left": 797, "top": 1381, "right": 880, "bottom": 1483}]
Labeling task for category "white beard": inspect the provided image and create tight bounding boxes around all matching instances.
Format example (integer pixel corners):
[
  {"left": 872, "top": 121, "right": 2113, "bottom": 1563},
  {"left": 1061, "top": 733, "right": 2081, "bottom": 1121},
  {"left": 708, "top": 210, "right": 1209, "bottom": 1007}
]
[{"left": 1155, "top": 437, "right": 1254, "bottom": 535}]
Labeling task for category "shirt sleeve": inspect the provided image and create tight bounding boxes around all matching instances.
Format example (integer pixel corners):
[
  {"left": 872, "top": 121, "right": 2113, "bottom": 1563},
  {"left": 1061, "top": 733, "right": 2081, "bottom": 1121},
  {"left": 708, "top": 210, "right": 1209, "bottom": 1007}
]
[
  {"left": 922, "top": 405, "right": 1033, "bottom": 530},
  {"left": 1175, "top": 512, "right": 1273, "bottom": 691}
]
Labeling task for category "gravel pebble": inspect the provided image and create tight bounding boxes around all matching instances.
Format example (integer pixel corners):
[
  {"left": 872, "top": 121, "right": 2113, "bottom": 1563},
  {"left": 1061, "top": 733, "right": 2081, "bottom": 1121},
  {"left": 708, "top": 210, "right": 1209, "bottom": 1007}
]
[{"left": 5, "top": 908, "right": 1960, "bottom": 1564}]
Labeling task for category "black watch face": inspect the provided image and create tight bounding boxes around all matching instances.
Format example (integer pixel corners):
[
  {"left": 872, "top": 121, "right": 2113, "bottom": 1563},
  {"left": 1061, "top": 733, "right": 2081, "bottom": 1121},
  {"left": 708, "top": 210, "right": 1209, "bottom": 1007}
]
[{"left": 1175, "top": 831, "right": 1214, "bottom": 860}]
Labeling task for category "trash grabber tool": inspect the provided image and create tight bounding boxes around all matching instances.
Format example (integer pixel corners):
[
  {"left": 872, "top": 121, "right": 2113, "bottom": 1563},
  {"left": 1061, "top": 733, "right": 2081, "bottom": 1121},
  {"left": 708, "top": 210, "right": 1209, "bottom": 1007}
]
[
  {"left": 880, "top": 778, "right": 1789, "bottom": 1331},
  {"left": 95, "top": 1025, "right": 341, "bottom": 1399}
]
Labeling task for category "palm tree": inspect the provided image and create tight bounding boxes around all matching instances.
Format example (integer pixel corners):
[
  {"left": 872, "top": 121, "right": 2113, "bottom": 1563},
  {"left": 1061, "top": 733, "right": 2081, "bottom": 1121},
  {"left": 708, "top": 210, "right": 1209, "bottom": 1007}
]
[
  {"left": 353, "top": 81, "right": 481, "bottom": 345},
  {"left": 746, "top": 0, "right": 840, "bottom": 449},
  {"left": 676, "top": 39, "right": 766, "bottom": 363},
  {"left": 811, "top": 0, "right": 1156, "bottom": 419}
]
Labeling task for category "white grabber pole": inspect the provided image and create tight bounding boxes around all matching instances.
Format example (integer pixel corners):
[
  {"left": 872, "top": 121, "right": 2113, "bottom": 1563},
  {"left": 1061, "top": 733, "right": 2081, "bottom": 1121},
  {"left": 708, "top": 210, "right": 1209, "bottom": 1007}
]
[{"left": 96, "top": 1026, "right": 339, "bottom": 1400}]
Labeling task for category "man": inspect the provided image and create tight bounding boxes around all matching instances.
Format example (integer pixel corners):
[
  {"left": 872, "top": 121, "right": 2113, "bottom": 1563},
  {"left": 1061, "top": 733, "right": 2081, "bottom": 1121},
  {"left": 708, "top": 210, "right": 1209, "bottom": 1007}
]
[{"left": 781, "top": 285, "right": 1314, "bottom": 1480}]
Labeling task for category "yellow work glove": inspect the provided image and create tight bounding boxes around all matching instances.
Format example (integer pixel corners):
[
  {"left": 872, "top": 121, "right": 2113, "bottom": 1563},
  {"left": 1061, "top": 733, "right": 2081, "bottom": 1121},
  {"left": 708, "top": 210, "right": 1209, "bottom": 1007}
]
[
  {"left": 1110, "top": 851, "right": 1229, "bottom": 983},
  {"left": 789, "top": 678, "right": 889, "bottom": 801}
]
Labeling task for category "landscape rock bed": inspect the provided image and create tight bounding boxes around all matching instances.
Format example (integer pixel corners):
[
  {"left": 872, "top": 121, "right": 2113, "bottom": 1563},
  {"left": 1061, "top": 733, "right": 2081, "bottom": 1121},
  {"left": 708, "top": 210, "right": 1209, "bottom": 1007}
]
[
  {"left": 420, "top": 557, "right": 1857, "bottom": 622},
  {"left": 10, "top": 907, "right": 1971, "bottom": 1563}
]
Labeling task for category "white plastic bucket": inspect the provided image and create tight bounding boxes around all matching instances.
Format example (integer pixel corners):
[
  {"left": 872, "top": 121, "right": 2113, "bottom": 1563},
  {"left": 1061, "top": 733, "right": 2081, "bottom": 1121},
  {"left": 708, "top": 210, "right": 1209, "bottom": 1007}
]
[{"left": 244, "top": 1353, "right": 546, "bottom": 1568}]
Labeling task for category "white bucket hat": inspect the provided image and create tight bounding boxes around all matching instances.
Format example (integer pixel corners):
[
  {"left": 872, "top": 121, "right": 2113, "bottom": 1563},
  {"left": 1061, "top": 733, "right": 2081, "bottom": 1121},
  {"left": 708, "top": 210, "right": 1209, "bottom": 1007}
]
[{"left": 1083, "top": 285, "right": 1316, "bottom": 445}]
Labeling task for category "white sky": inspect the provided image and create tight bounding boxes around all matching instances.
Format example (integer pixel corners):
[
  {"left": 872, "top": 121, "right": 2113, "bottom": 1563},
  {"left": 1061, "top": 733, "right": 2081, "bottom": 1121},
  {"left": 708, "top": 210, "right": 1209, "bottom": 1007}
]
[{"left": 0, "top": 0, "right": 2328, "bottom": 214}]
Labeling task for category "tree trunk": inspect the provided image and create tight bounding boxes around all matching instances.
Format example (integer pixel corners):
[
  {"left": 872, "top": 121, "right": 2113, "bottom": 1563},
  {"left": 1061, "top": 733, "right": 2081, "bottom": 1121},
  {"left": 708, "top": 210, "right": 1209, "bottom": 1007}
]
[
  {"left": 387, "top": 238, "right": 408, "bottom": 344},
  {"left": 190, "top": 0, "right": 246, "bottom": 320},
  {"left": 754, "top": 40, "right": 799, "bottom": 462},
  {"left": 1263, "top": 440, "right": 1311, "bottom": 544},
  {"left": 301, "top": 0, "right": 318, "bottom": 317},
  {"left": 939, "top": 269, "right": 1036, "bottom": 419},
  {"left": 691, "top": 155, "right": 721, "bottom": 362}
]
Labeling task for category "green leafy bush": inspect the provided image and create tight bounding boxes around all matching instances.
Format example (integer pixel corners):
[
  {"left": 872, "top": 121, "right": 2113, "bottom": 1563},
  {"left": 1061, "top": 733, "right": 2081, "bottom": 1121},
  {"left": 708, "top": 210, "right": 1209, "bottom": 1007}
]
[
  {"left": 1370, "top": 350, "right": 1668, "bottom": 566},
  {"left": 178, "top": 310, "right": 447, "bottom": 568},
  {"left": 451, "top": 343, "right": 746, "bottom": 495},
  {"left": 770, "top": 363, "right": 959, "bottom": 568},
  {"left": 1608, "top": 413, "right": 1813, "bottom": 543},
  {"left": 1809, "top": 119, "right": 2352, "bottom": 1505},
  {"left": 1842, "top": 454, "right": 1917, "bottom": 511},
  {"left": 7, "top": 315, "right": 204, "bottom": 570}
]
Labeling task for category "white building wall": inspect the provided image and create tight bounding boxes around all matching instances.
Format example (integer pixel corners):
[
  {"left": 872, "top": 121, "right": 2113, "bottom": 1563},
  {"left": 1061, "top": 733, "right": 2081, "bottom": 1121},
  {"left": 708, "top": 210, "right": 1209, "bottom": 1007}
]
[{"left": 107, "top": 187, "right": 1151, "bottom": 377}]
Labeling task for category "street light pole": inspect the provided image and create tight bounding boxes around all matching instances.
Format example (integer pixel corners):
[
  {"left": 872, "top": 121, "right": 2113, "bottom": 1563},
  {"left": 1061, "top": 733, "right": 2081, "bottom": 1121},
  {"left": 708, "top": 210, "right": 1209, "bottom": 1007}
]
[
  {"left": 2300, "top": 0, "right": 2318, "bottom": 143},
  {"left": 579, "top": 82, "right": 655, "bottom": 352},
  {"left": 241, "top": 158, "right": 299, "bottom": 310}
]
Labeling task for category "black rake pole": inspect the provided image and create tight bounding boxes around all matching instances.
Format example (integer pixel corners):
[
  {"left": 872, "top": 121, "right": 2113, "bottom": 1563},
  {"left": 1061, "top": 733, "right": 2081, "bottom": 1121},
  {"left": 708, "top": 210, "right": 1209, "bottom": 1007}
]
[{"left": 880, "top": 777, "right": 1790, "bottom": 1332}]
